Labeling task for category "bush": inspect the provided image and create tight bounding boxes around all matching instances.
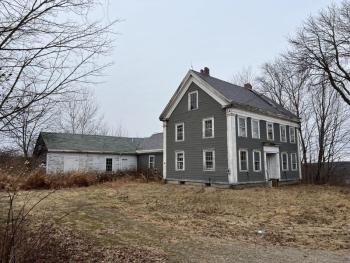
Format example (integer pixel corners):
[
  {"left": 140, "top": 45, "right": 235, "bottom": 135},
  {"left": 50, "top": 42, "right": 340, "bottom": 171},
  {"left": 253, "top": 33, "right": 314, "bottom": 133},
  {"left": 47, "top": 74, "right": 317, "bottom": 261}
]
[
  {"left": 22, "top": 170, "right": 50, "bottom": 190},
  {"left": 67, "top": 172, "right": 97, "bottom": 187}
]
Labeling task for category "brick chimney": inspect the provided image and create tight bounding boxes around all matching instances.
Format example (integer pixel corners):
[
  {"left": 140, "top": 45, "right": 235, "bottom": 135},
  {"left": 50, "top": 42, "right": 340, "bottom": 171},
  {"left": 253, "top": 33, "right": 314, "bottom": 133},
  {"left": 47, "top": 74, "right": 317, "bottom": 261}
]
[
  {"left": 203, "top": 67, "right": 210, "bottom": 76},
  {"left": 244, "top": 83, "right": 252, "bottom": 90}
]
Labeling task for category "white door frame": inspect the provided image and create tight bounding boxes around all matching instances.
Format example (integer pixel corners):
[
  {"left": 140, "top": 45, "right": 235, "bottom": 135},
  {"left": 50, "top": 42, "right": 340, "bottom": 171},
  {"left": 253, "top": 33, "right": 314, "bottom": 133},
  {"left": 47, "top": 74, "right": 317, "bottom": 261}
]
[{"left": 263, "top": 146, "right": 281, "bottom": 180}]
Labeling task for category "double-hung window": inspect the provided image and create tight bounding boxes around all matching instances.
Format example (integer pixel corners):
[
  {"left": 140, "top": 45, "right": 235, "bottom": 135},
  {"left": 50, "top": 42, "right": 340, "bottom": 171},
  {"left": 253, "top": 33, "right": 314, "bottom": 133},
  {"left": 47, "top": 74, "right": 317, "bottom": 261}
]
[
  {"left": 148, "top": 155, "right": 155, "bottom": 169},
  {"left": 203, "top": 150, "right": 215, "bottom": 171},
  {"left": 266, "top": 122, "right": 274, "bottom": 140},
  {"left": 188, "top": 91, "right": 198, "bottom": 111},
  {"left": 280, "top": 125, "right": 287, "bottom": 142},
  {"left": 175, "top": 151, "right": 185, "bottom": 171},
  {"left": 175, "top": 123, "right": 184, "bottom": 142},
  {"left": 238, "top": 117, "right": 247, "bottom": 137},
  {"left": 253, "top": 150, "right": 261, "bottom": 172},
  {"left": 202, "top": 117, "right": 214, "bottom": 138},
  {"left": 239, "top": 149, "right": 248, "bottom": 172},
  {"left": 291, "top": 153, "right": 298, "bottom": 171},
  {"left": 106, "top": 158, "right": 112, "bottom": 172},
  {"left": 281, "top": 152, "right": 288, "bottom": 171},
  {"left": 289, "top": 127, "right": 296, "bottom": 143},
  {"left": 251, "top": 119, "right": 260, "bottom": 139}
]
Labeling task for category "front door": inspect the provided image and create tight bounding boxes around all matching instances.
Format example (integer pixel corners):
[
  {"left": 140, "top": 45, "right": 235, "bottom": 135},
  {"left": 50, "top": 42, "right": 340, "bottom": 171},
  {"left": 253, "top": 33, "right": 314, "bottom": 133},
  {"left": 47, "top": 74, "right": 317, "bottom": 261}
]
[{"left": 266, "top": 153, "right": 279, "bottom": 179}]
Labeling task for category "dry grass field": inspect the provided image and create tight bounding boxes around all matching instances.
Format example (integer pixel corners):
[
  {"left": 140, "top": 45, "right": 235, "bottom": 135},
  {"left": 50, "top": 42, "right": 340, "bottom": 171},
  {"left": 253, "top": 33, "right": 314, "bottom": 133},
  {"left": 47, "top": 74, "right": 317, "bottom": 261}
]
[{"left": 2, "top": 181, "right": 350, "bottom": 262}]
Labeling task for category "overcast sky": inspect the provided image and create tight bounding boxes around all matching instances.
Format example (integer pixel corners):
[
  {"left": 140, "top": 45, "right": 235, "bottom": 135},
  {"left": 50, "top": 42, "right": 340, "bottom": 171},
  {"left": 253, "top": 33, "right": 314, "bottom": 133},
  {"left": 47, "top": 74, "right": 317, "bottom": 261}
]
[{"left": 93, "top": 0, "right": 340, "bottom": 137}]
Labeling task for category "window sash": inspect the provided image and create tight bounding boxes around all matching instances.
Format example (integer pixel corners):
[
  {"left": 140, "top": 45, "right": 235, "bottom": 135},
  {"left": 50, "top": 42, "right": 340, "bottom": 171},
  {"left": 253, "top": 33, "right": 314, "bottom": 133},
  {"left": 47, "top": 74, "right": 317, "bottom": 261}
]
[
  {"left": 291, "top": 153, "right": 297, "bottom": 170},
  {"left": 203, "top": 150, "right": 215, "bottom": 171},
  {"left": 188, "top": 91, "right": 198, "bottom": 110},
  {"left": 253, "top": 151, "right": 261, "bottom": 172},
  {"left": 175, "top": 123, "right": 184, "bottom": 141},
  {"left": 238, "top": 117, "right": 247, "bottom": 137},
  {"left": 281, "top": 153, "right": 288, "bottom": 171},
  {"left": 251, "top": 119, "right": 260, "bottom": 139},
  {"left": 239, "top": 150, "right": 248, "bottom": 171},
  {"left": 203, "top": 118, "right": 214, "bottom": 138},
  {"left": 149, "top": 155, "right": 155, "bottom": 169},
  {"left": 106, "top": 158, "right": 112, "bottom": 172},
  {"left": 175, "top": 152, "right": 185, "bottom": 171},
  {"left": 280, "top": 125, "right": 287, "bottom": 142},
  {"left": 290, "top": 127, "right": 296, "bottom": 143},
  {"left": 267, "top": 122, "right": 274, "bottom": 140}
]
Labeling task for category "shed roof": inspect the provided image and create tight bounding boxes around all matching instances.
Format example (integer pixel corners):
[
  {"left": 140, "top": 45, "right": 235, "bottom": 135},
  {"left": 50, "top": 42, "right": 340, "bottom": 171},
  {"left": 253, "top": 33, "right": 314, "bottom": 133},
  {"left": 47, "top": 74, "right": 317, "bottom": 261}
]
[{"left": 137, "top": 132, "right": 163, "bottom": 152}]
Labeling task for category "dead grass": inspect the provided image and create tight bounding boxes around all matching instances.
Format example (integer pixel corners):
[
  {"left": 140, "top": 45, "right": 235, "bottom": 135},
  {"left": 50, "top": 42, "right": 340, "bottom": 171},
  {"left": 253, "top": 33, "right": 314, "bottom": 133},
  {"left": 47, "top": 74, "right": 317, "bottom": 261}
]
[{"left": 1, "top": 182, "right": 349, "bottom": 261}]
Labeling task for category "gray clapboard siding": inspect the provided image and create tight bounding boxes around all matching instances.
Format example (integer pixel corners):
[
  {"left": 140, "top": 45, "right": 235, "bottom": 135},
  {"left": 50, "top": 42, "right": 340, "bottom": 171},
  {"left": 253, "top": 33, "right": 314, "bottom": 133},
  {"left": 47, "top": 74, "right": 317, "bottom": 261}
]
[
  {"left": 137, "top": 153, "right": 163, "bottom": 172},
  {"left": 236, "top": 118, "right": 299, "bottom": 182},
  {"left": 166, "top": 82, "right": 228, "bottom": 183}
]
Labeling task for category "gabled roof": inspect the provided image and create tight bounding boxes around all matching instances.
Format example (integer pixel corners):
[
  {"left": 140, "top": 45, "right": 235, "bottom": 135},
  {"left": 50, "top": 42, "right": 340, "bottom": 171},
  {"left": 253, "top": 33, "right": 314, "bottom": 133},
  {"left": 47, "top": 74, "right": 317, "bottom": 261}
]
[
  {"left": 37, "top": 132, "right": 145, "bottom": 154},
  {"left": 159, "top": 70, "right": 299, "bottom": 122}
]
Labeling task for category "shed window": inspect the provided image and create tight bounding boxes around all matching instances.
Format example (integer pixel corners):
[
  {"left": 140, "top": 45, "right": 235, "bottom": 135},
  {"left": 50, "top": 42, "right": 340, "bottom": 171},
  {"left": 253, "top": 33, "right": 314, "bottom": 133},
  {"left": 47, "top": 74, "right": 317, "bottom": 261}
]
[
  {"left": 175, "top": 151, "right": 185, "bottom": 171},
  {"left": 149, "top": 155, "right": 155, "bottom": 169},
  {"left": 291, "top": 153, "right": 298, "bottom": 171},
  {"left": 202, "top": 117, "right": 214, "bottom": 138},
  {"left": 188, "top": 91, "right": 198, "bottom": 110},
  {"left": 238, "top": 117, "right": 247, "bottom": 137},
  {"left": 251, "top": 119, "right": 260, "bottom": 139},
  {"left": 175, "top": 123, "right": 184, "bottom": 142},
  {"left": 281, "top": 152, "right": 288, "bottom": 171},
  {"left": 106, "top": 158, "right": 112, "bottom": 172},
  {"left": 280, "top": 125, "right": 287, "bottom": 142},
  {"left": 267, "top": 122, "right": 274, "bottom": 140},
  {"left": 290, "top": 127, "right": 296, "bottom": 143},
  {"left": 253, "top": 150, "right": 261, "bottom": 172},
  {"left": 203, "top": 150, "right": 215, "bottom": 171},
  {"left": 239, "top": 149, "right": 248, "bottom": 172}
]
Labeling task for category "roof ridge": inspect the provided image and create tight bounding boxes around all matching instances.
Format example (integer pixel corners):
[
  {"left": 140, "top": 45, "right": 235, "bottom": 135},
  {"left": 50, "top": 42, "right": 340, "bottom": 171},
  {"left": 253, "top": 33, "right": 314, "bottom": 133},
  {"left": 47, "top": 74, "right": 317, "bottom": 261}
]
[{"left": 40, "top": 132, "right": 145, "bottom": 140}]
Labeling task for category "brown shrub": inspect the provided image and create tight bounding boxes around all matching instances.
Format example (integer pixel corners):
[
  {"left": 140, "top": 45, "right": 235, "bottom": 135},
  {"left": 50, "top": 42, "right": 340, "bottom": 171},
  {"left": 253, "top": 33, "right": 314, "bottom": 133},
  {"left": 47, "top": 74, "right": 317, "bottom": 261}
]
[
  {"left": 22, "top": 170, "right": 50, "bottom": 190},
  {"left": 67, "top": 172, "right": 97, "bottom": 187}
]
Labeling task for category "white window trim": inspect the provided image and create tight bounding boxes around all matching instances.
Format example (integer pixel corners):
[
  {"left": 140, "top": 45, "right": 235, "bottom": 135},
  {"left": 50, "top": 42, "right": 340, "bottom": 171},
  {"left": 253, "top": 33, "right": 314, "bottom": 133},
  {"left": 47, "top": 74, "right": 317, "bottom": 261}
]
[
  {"left": 291, "top": 153, "right": 298, "bottom": 171},
  {"left": 281, "top": 152, "right": 289, "bottom": 171},
  {"left": 203, "top": 149, "right": 215, "bottom": 171},
  {"left": 202, "top": 117, "right": 215, "bottom": 139},
  {"left": 251, "top": 119, "right": 260, "bottom": 139},
  {"left": 266, "top": 122, "right": 274, "bottom": 141},
  {"left": 252, "top": 150, "right": 262, "bottom": 172},
  {"left": 175, "top": 151, "right": 185, "bottom": 171},
  {"left": 289, "top": 127, "right": 296, "bottom": 143},
  {"left": 148, "top": 155, "right": 155, "bottom": 169},
  {"left": 238, "top": 116, "right": 248, "bottom": 137},
  {"left": 280, "top": 125, "right": 287, "bottom": 142},
  {"left": 239, "top": 149, "right": 249, "bottom": 172},
  {"left": 175, "top": 122, "right": 184, "bottom": 142},
  {"left": 188, "top": 90, "right": 198, "bottom": 111}
]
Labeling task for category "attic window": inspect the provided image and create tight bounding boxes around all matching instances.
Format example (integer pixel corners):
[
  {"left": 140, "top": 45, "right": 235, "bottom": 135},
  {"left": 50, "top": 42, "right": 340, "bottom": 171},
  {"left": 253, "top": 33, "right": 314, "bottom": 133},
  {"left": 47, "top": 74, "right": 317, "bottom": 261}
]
[{"left": 188, "top": 91, "right": 198, "bottom": 111}]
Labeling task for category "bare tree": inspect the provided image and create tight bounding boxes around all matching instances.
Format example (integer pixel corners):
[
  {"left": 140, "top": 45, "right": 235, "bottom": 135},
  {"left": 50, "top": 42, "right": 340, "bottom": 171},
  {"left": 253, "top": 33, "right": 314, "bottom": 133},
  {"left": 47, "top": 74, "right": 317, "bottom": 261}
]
[
  {"left": 231, "top": 66, "right": 257, "bottom": 87},
  {"left": 0, "top": 0, "right": 116, "bottom": 132},
  {"left": 309, "top": 77, "right": 350, "bottom": 183},
  {"left": 257, "top": 58, "right": 313, "bottom": 165},
  {"left": 288, "top": 1, "right": 350, "bottom": 106},
  {"left": 2, "top": 99, "right": 59, "bottom": 158},
  {"left": 59, "top": 90, "right": 107, "bottom": 135}
]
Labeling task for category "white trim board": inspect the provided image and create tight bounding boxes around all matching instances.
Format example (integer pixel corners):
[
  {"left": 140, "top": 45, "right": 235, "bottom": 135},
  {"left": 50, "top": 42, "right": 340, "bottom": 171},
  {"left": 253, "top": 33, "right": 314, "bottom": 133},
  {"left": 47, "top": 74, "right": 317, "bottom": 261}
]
[
  {"left": 136, "top": 149, "right": 163, "bottom": 154},
  {"left": 227, "top": 108, "right": 299, "bottom": 128},
  {"left": 161, "top": 71, "right": 230, "bottom": 120}
]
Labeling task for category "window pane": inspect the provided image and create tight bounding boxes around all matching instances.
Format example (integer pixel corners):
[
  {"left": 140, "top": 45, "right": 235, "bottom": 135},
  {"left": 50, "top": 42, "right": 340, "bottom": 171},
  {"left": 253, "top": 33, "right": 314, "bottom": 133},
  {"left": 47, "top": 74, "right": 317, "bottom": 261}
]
[
  {"left": 205, "top": 151, "right": 214, "bottom": 169},
  {"left": 281, "top": 126, "right": 286, "bottom": 142},
  {"left": 106, "top": 158, "right": 112, "bottom": 172},
  {"left": 176, "top": 124, "right": 183, "bottom": 141},
  {"left": 239, "top": 118, "right": 246, "bottom": 137},
  {"left": 190, "top": 92, "right": 197, "bottom": 110},
  {"left": 252, "top": 120, "right": 259, "bottom": 138},
  {"left": 267, "top": 123, "right": 274, "bottom": 140},
  {"left": 290, "top": 128, "right": 295, "bottom": 143},
  {"left": 240, "top": 151, "right": 247, "bottom": 171},
  {"left": 204, "top": 119, "right": 213, "bottom": 137},
  {"left": 254, "top": 152, "right": 260, "bottom": 171}
]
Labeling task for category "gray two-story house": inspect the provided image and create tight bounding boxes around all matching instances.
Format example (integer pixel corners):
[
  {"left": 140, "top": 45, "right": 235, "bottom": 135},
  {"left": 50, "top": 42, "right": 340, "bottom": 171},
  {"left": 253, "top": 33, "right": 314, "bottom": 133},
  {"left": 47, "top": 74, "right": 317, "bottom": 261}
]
[{"left": 160, "top": 67, "right": 301, "bottom": 186}]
